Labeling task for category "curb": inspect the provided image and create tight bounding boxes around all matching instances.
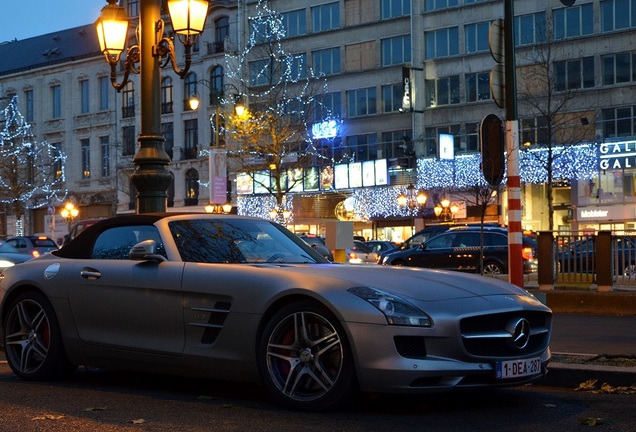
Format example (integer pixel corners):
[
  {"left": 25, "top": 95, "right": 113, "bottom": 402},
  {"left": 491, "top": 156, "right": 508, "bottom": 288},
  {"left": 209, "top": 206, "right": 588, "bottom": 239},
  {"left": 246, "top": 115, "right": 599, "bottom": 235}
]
[{"left": 543, "top": 362, "right": 636, "bottom": 389}]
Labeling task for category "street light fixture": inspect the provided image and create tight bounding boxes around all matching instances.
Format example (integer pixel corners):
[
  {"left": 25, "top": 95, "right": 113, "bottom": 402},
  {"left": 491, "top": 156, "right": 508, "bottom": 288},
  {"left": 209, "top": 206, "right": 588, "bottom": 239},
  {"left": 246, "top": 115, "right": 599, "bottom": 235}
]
[
  {"left": 434, "top": 198, "right": 459, "bottom": 221},
  {"left": 95, "top": 0, "right": 210, "bottom": 213},
  {"left": 396, "top": 184, "right": 427, "bottom": 210},
  {"left": 60, "top": 202, "right": 79, "bottom": 231}
]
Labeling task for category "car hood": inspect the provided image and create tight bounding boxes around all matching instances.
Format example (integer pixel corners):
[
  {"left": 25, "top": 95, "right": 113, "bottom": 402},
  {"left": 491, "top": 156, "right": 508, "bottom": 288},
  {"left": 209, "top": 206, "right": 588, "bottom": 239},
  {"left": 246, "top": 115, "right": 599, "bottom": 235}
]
[{"left": 262, "top": 263, "right": 532, "bottom": 301}]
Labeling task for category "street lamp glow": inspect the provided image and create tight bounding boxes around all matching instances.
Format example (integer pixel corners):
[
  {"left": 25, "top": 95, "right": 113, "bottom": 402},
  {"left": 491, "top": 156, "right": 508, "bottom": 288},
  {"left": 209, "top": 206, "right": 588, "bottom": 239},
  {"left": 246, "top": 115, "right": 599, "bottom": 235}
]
[
  {"left": 94, "top": 0, "right": 129, "bottom": 63},
  {"left": 167, "top": 0, "right": 209, "bottom": 38}
]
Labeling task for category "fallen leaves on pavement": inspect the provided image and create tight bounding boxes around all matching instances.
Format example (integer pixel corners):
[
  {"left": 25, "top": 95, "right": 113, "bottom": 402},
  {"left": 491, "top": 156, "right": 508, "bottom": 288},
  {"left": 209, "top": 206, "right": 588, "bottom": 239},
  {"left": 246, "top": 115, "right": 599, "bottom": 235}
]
[{"left": 575, "top": 379, "right": 636, "bottom": 394}]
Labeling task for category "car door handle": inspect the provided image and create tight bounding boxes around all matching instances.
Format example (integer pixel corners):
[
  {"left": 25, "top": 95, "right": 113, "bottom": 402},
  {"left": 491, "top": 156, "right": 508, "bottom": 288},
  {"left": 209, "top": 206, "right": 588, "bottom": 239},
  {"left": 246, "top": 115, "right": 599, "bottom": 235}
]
[{"left": 80, "top": 269, "right": 101, "bottom": 280}]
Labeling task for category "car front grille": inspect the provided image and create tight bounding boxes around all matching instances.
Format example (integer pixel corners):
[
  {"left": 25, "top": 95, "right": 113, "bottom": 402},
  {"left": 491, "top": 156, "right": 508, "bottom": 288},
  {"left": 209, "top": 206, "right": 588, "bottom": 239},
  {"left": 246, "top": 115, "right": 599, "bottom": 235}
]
[{"left": 460, "top": 311, "right": 551, "bottom": 358}]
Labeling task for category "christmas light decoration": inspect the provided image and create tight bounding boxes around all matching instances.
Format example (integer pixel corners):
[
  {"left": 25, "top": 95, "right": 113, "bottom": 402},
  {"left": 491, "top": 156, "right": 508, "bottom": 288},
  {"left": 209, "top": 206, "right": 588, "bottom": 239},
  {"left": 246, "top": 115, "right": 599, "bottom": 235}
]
[{"left": 0, "top": 96, "right": 67, "bottom": 233}]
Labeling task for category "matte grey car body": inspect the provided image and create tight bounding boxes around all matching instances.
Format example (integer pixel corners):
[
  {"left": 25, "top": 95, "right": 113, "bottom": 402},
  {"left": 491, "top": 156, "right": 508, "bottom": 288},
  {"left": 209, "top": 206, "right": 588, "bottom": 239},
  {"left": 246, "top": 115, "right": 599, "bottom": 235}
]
[{"left": 0, "top": 214, "right": 552, "bottom": 411}]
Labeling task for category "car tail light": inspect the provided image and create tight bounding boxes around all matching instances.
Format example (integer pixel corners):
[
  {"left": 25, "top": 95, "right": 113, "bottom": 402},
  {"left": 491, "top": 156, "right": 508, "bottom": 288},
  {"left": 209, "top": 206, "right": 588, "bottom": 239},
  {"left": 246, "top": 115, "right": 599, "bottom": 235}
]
[
  {"left": 349, "top": 252, "right": 358, "bottom": 260},
  {"left": 32, "top": 250, "right": 40, "bottom": 258},
  {"left": 521, "top": 247, "right": 534, "bottom": 261}
]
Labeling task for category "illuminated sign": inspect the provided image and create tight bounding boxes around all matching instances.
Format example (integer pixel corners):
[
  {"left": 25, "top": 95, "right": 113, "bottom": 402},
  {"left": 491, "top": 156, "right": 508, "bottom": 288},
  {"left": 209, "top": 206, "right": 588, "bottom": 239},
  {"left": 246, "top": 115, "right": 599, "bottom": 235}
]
[
  {"left": 311, "top": 120, "right": 339, "bottom": 139},
  {"left": 599, "top": 140, "right": 636, "bottom": 170},
  {"left": 439, "top": 134, "right": 455, "bottom": 160},
  {"left": 401, "top": 66, "right": 412, "bottom": 112},
  {"left": 580, "top": 209, "right": 609, "bottom": 218}
]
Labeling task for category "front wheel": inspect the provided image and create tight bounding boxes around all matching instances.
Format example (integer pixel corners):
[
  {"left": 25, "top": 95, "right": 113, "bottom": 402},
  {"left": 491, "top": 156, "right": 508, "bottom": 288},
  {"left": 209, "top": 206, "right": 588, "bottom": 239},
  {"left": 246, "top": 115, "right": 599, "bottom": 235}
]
[
  {"left": 258, "top": 301, "right": 356, "bottom": 411},
  {"left": 3, "top": 291, "right": 75, "bottom": 380}
]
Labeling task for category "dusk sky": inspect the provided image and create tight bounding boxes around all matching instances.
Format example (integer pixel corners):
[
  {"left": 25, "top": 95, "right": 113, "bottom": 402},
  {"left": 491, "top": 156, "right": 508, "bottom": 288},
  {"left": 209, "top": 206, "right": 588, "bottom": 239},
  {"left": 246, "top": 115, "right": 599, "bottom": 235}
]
[{"left": 0, "top": 1, "right": 104, "bottom": 42}]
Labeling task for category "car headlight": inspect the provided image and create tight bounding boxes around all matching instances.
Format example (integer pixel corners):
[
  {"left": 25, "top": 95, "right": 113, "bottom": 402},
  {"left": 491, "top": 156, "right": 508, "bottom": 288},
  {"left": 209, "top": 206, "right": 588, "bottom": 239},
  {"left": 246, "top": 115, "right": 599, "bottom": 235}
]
[
  {"left": 348, "top": 286, "right": 432, "bottom": 327},
  {"left": 0, "top": 260, "right": 15, "bottom": 270}
]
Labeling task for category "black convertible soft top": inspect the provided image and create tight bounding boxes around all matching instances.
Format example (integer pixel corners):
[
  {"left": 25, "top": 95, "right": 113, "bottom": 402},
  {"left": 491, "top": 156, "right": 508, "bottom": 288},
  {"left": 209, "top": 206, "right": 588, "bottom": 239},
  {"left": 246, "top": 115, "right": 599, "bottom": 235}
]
[{"left": 52, "top": 214, "right": 168, "bottom": 259}]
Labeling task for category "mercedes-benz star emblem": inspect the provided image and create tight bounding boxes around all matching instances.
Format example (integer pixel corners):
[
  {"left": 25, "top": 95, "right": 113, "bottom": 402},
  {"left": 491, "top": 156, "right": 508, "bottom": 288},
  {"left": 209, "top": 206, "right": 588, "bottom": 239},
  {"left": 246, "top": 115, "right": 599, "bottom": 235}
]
[{"left": 506, "top": 318, "right": 531, "bottom": 350}]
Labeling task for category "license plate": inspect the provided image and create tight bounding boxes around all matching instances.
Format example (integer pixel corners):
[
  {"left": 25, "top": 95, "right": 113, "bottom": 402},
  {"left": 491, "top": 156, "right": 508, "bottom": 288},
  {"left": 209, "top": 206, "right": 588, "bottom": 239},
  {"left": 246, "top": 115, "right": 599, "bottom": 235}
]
[{"left": 496, "top": 357, "right": 541, "bottom": 379}]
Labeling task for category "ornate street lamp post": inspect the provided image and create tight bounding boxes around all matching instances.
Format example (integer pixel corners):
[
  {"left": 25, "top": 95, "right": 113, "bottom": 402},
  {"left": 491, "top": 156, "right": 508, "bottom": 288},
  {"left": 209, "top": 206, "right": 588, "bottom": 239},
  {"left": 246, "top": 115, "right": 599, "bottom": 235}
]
[{"left": 95, "top": 0, "right": 209, "bottom": 213}]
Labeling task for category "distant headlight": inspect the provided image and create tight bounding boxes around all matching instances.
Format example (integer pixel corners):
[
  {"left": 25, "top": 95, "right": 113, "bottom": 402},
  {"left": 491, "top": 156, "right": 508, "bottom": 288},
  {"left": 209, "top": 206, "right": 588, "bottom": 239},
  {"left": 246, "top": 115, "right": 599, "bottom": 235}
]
[{"left": 348, "top": 286, "right": 432, "bottom": 327}]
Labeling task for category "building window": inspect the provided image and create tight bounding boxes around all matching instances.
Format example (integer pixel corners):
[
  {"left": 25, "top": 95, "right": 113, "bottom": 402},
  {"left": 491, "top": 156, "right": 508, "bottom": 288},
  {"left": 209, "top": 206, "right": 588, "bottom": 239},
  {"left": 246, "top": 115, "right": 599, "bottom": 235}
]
[
  {"left": 184, "top": 73, "right": 197, "bottom": 110},
  {"left": 425, "top": 27, "right": 459, "bottom": 59},
  {"left": 602, "top": 106, "right": 636, "bottom": 139},
  {"left": 382, "top": 0, "right": 411, "bottom": 18},
  {"left": 209, "top": 67, "right": 224, "bottom": 105},
  {"left": 185, "top": 169, "right": 199, "bottom": 206},
  {"left": 346, "top": 133, "right": 378, "bottom": 161},
  {"left": 347, "top": 87, "right": 377, "bottom": 117},
  {"left": 184, "top": 119, "right": 198, "bottom": 160},
  {"left": 122, "top": 81, "right": 134, "bottom": 118},
  {"left": 81, "top": 139, "right": 90, "bottom": 179},
  {"left": 555, "top": 57, "right": 595, "bottom": 90},
  {"left": 602, "top": 52, "right": 636, "bottom": 85},
  {"left": 381, "top": 130, "right": 413, "bottom": 159},
  {"left": 312, "top": 92, "right": 341, "bottom": 122},
  {"left": 311, "top": 2, "right": 339, "bottom": 32},
  {"left": 382, "top": 83, "right": 403, "bottom": 112},
  {"left": 521, "top": 117, "right": 550, "bottom": 146},
  {"left": 465, "top": 122, "right": 480, "bottom": 153},
  {"left": 601, "top": 0, "right": 636, "bottom": 32},
  {"left": 425, "top": 76, "right": 460, "bottom": 107},
  {"left": 214, "top": 16, "right": 229, "bottom": 53},
  {"left": 161, "top": 77, "right": 173, "bottom": 114},
  {"left": 99, "top": 76, "right": 109, "bottom": 111},
  {"left": 381, "top": 35, "right": 411, "bottom": 66},
  {"left": 100, "top": 136, "right": 110, "bottom": 177},
  {"left": 554, "top": 3, "right": 594, "bottom": 39},
  {"left": 465, "top": 72, "right": 491, "bottom": 102},
  {"left": 285, "top": 53, "right": 307, "bottom": 81},
  {"left": 425, "top": 0, "right": 458, "bottom": 12},
  {"left": 51, "top": 85, "right": 61, "bottom": 118},
  {"left": 52, "top": 142, "right": 62, "bottom": 180},
  {"left": 514, "top": 12, "right": 546, "bottom": 46},
  {"left": 127, "top": 0, "right": 139, "bottom": 17},
  {"left": 282, "top": 9, "right": 306, "bottom": 37},
  {"left": 465, "top": 21, "right": 490, "bottom": 54},
  {"left": 250, "top": 59, "right": 272, "bottom": 86},
  {"left": 24, "top": 90, "right": 33, "bottom": 122},
  {"left": 80, "top": 79, "right": 90, "bottom": 114},
  {"left": 122, "top": 126, "right": 136, "bottom": 157},
  {"left": 162, "top": 122, "right": 174, "bottom": 159},
  {"left": 312, "top": 47, "right": 340, "bottom": 76},
  {"left": 425, "top": 125, "right": 460, "bottom": 156}
]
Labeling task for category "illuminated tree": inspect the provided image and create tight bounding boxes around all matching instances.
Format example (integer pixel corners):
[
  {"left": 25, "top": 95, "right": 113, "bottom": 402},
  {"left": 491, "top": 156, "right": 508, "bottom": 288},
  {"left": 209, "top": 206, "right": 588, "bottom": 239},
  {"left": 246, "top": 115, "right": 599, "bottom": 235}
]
[
  {"left": 0, "top": 96, "right": 66, "bottom": 234},
  {"left": 224, "top": 0, "right": 332, "bottom": 225}
]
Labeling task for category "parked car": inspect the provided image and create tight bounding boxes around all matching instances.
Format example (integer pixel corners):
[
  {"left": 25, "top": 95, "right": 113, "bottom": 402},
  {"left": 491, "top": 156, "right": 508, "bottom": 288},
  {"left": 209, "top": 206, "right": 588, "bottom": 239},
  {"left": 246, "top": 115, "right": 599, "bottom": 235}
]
[
  {"left": 557, "top": 235, "right": 636, "bottom": 276},
  {"left": 297, "top": 234, "right": 333, "bottom": 261},
  {"left": 5, "top": 236, "right": 59, "bottom": 258},
  {"left": 61, "top": 218, "right": 105, "bottom": 246},
  {"left": 0, "top": 214, "right": 552, "bottom": 411},
  {"left": 382, "top": 226, "right": 538, "bottom": 275},
  {"left": 345, "top": 240, "right": 379, "bottom": 264},
  {"left": 363, "top": 240, "right": 399, "bottom": 256},
  {"left": 0, "top": 241, "right": 32, "bottom": 270}
]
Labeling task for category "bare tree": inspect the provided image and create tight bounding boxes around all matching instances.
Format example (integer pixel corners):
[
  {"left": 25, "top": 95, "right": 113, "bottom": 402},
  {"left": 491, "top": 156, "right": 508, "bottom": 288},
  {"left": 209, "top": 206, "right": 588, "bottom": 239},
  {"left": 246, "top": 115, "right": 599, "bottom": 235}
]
[{"left": 516, "top": 20, "right": 595, "bottom": 230}]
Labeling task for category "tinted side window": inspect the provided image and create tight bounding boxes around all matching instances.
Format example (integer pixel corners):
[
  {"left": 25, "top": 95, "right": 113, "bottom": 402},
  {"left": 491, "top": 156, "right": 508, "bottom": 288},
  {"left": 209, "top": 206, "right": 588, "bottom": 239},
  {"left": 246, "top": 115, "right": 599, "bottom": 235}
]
[
  {"left": 489, "top": 233, "right": 508, "bottom": 246},
  {"left": 92, "top": 225, "right": 163, "bottom": 260},
  {"left": 426, "top": 233, "right": 456, "bottom": 248}
]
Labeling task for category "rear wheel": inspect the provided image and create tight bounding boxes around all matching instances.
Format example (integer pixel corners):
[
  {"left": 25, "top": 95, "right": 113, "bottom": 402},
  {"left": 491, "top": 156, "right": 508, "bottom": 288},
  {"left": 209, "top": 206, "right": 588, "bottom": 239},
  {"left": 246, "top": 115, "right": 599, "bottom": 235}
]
[
  {"left": 482, "top": 261, "right": 504, "bottom": 276},
  {"left": 258, "top": 301, "right": 356, "bottom": 411},
  {"left": 3, "top": 291, "right": 75, "bottom": 380}
]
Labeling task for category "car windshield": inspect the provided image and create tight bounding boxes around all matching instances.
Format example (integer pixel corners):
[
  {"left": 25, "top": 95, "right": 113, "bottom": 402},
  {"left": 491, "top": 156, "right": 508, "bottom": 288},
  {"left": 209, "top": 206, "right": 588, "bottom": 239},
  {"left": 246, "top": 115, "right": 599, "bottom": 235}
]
[
  {"left": 169, "top": 219, "right": 325, "bottom": 264},
  {"left": 32, "top": 238, "right": 57, "bottom": 248}
]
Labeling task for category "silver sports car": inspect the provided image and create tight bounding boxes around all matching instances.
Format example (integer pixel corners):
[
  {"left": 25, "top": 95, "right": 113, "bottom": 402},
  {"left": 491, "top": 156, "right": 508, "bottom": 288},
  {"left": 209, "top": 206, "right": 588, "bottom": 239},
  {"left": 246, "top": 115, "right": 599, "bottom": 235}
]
[{"left": 0, "top": 213, "right": 552, "bottom": 411}]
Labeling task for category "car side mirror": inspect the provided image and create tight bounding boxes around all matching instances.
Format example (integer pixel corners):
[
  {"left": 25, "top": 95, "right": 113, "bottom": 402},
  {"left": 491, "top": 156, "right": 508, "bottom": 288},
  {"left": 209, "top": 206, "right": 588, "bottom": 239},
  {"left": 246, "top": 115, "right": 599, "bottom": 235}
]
[{"left": 129, "top": 239, "right": 167, "bottom": 262}]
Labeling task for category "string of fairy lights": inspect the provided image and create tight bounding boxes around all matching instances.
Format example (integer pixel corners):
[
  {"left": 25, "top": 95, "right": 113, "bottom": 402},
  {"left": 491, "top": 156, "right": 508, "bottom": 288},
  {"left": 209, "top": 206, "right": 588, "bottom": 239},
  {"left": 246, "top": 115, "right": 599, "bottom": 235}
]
[
  {"left": 237, "top": 143, "right": 600, "bottom": 221},
  {"left": 0, "top": 96, "right": 67, "bottom": 219}
]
